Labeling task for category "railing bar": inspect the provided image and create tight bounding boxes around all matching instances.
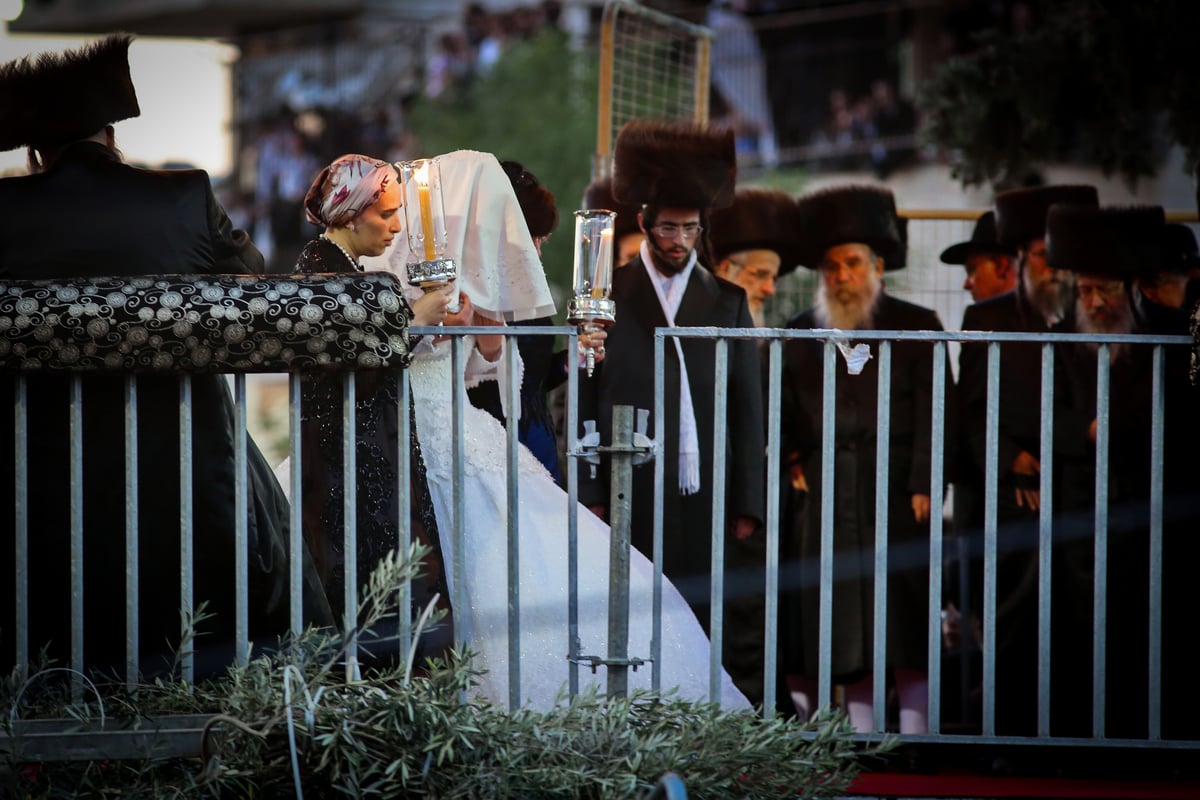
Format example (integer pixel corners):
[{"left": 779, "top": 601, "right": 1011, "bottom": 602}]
[
  {"left": 872, "top": 340, "right": 891, "bottom": 732},
  {"left": 69, "top": 375, "right": 84, "bottom": 703},
  {"left": 288, "top": 372, "right": 303, "bottom": 637},
  {"left": 763, "top": 338, "right": 783, "bottom": 718},
  {"left": 179, "top": 376, "right": 194, "bottom": 686},
  {"left": 234, "top": 375, "right": 250, "bottom": 668},
  {"left": 927, "top": 341, "right": 946, "bottom": 734},
  {"left": 982, "top": 341, "right": 1000, "bottom": 735},
  {"left": 1092, "top": 346, "right": 1110, "bottom": 738},
  {"left": 506, "top": 332, "right": 522, "bottom": 710},
  {"left": 566, "top": 329, "right": 581, "bottom": 696},
  {"left": 124, "top": 376, "right": 138, "bottom": 691},
  {"left": 653, "top": 332, "right": 666, "bottom": 693},
  {"left": 342, "top": 373, "right": 358, "bottom": 681},
  {"left": 1037, "top": 344, "right": 1054, "bottom": 737},
  {"left": 14, "top": 376, "right": 28, "bottom": 673},
  {"left": 1147, "top": 344, "right": 1164, "bottom": 741},
  {"left": 819, "top": 339, "right": 836, "bottom": 714},
  {"left": 397, "top": 369, "right": 412, "bottom": 659},
  {"left": 452, "top": 337, "right": 468, "bottom": 697},
  {"left": 709, "top": 337, "right": 729, "bottom": 703}
]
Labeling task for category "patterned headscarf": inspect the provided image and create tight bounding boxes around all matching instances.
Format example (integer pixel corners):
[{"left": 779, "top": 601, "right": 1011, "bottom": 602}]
[{"left": 303, "top": 154, "right": 395, "bottom": 229}]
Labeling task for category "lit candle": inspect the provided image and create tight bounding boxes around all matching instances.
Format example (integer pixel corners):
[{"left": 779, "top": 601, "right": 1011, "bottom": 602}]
[
  {"left": 415, "top": 161, "right": 437, "bottom": 263},
  {"left": 593, "top": 228, "right": 613, "bottom": 298}
]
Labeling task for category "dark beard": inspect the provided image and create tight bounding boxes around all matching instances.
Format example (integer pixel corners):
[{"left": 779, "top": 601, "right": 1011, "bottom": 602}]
[{"left": 647, "top": 238, "right": 691, "bottom": 276}]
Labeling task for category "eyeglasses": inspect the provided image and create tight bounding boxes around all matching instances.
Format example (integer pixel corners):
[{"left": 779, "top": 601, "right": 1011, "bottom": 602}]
[
  {"left": 1077, "top": 282, "right": 1125, "bottom": 301},
  {"left": 651, "top": 222, "right": 703, "bottom": 240}
]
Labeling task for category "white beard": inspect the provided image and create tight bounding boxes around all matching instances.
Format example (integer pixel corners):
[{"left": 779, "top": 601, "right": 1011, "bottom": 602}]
[
  {"left": 1075, "top": 294, "right": 1133, "bottom": 363},
  {"left": 814, "top": 272, "right": 882, "bottom": 329}
]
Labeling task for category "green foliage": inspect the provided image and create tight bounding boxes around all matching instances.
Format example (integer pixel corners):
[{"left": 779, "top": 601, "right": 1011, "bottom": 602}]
[
  {"left": 918, "top": 0, "right": 1200, "bottom": 189},
  {"left": 4, "top": 547, "right": 893, "bottom": 798},
  {"left": 409, "top": 31, "right": 600, "bottom": 309}
]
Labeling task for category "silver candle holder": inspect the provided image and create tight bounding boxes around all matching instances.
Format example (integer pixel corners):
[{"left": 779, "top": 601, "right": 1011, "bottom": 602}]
[{"left": 567, "top": 209, "right": 617, "bottom": 377}]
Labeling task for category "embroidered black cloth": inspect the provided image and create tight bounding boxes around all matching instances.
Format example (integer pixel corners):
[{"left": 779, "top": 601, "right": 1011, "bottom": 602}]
[{"left": 0, "top": 272, "right": 413, "bottom": 373}]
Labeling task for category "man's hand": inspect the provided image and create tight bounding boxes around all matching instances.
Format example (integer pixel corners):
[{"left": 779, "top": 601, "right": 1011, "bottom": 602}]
[
  {"left": 789, "top": 462, "right": 809, "bottom": 494},
  {"left": 912, "top": 493, "right": 931, "bottom": 524},
  {"left": 730, "top": 515, "right": 758, "bottom": 540},
  {"left": 1088, "top": 417, "right": 1098, "bottom": 443},
  {"left": 1011, "top": 450, "right": 1041, "bottom": 510},
  {"left": 588, "top": 504, "right": 608, "bottom": 522}
]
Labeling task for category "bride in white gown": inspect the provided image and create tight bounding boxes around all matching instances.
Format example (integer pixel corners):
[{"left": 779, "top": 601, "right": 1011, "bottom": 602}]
[{"left": 367, "top": 150, "right": 750, "bottom": 711}]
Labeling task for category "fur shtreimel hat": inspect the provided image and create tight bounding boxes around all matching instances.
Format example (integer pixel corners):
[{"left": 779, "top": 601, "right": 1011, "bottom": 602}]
[
  {"left": 1157, "top": 223, "right": 1200, "bottom": 276},
  {"left": 611, "top": 118, "right": 736, "bottom": 210},
  {"left": 794, "top": 184, "right": 904, "bottom": 271},
  {"left": 1045, "top": 204, "right": 1165, "bottom": 278},
  {"left": 708, "top": 187, "right": 804, "bottom": 276},
  {"left": 0, "top": 34, "right": 140, "bottom": 153},
  {"left": 582, "top": 176, "right": 642, "bottom": 240},
  {"left": 939, "top": 211, "right": 1017, "bottom": 265},
  {"left": 993, "top": 184, "right": 1099, "bottom": 248}
]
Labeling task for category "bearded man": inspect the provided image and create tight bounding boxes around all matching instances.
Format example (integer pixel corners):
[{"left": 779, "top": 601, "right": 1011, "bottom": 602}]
[
  {"left": 777, "top": 184, "right": 949, "bottom": 734},
  {"left": 1045, "top": 203, "right": 1200, "bottom": 741},
  {"left": 578, "top": 120, "right": 766, "bottom": 702}
]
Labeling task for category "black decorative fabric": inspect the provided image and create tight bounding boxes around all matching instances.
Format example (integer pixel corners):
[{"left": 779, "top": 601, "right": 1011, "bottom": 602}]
[{"left": 0, "top": 271, "right": 413, "bottom": 373}]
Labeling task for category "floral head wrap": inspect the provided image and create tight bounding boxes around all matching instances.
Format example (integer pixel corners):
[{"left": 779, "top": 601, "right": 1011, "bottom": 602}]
[{"left": 303, "top": 154, "right": 396, "bottom": 229}]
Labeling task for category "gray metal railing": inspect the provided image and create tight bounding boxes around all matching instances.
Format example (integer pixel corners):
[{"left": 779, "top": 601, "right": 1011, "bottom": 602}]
[{"left": 5, "top": 274, "right": 1200, "bottom": 758}]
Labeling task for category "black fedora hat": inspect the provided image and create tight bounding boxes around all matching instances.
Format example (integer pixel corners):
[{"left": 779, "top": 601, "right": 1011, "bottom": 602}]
[{"left": 939, "top": 211, "right": 1016, "bottom": 265}]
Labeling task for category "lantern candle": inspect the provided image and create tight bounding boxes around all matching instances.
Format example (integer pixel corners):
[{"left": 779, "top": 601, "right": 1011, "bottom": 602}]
[
  {"left": 415, "top": 162, "right": 437, "bottom": 263},
  {"left": 593, "top": 228, "right": 613, "bottom": 298}
]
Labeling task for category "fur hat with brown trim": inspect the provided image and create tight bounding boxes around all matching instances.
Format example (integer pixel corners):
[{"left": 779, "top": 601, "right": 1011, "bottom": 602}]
[
  {"left": 993, "top": 184, "right": 1099, "bottom": 248},
  {"left": 794, "top": 184, "right": 904, "bottom": 270},
  {"left": 708, "top": 187, "right": 804, "bottom": 276},
  {"left": 0, "top": 34, "right": 140, "bottom": 153},
  {"left": 1045, "top": 204, "right": 1165, "bottom": 279},
  {"left": 582, "top": 176, "right": 642, "bottom": 240},
  {"left": 611, "top": 118, "right": 736, "bottom": 210}
]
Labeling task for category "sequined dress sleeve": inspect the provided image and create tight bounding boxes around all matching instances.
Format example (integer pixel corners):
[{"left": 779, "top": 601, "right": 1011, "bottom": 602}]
[{"left": 295, "top": 237, "right": 453, "bottom": 663}]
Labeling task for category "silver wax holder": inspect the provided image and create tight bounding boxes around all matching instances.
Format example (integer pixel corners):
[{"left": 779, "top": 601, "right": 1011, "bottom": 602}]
[
  {"left": 407, "top": 257, "right": 458, "bottom": 287},
  {"left": 568, "top": 294, "right": 615, "bottom": 377}
]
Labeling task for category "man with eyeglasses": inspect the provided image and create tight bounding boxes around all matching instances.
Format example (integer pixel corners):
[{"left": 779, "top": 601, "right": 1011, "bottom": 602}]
[
  {"left": 709, "top": 187, "right": 803, "bottom": 328},
  {"left": 577, "top": 118, "right": 766, "bottom": 704},
  {"left": 1044, "top": 204, "right": 1200, "bottom": 741},
  {"left": 950, "top": 183, "right": 1098, "bottom": 737}
]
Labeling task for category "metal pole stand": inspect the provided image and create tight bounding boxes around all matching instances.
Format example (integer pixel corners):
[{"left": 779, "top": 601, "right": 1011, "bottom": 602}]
[{"left": 574, "top": 405, "right": 655, "bottom": 697}]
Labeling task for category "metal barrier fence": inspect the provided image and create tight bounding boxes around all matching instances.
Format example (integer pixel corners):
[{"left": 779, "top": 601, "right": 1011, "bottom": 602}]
[{"left": 4, "top": 273, "right": 1199, "bottom": 759}]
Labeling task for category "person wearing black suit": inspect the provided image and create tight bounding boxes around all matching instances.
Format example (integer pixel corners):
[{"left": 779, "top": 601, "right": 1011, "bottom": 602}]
[
  {"left": 0, "top": 35, "right": 330, "bottom": 683},
  {"left": 779, "top": 184, "right": 949, "bottom": 734},
  {"left": 955, "top": 185, "right": 1098, "bottom": 735},
  {"left": 577, "top": 120, "right": 765, "bottom": 700},
  {"left": 1047, "top": 204, "right": 1200, "bottom": 740}
]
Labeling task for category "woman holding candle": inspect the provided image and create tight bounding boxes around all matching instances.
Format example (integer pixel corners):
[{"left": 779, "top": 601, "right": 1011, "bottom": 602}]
[
  {"left": 291, "top": 153, "right": 456, "bottom": 663},
  {"left": 372, "top": 149, "right": 748, "bottom": 712}
]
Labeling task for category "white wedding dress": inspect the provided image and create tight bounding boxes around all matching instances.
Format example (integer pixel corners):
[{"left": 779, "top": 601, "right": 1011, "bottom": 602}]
[{"left": 409, "top": 334, "right": 750, "bottom": 712}]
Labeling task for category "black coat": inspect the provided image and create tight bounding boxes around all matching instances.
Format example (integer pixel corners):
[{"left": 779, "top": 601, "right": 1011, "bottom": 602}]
[
  {"left": 0, "top": 142, "right": 323, "bottom": 681},
  {"left": 779, "top": 293, "right": 948, "bottom": 679},
  {"left": 1051, "top": 304, "right": 1200, "bottom": 738},
  {"left": 578, "top": 255, "right": 765, "bottom": 623}
]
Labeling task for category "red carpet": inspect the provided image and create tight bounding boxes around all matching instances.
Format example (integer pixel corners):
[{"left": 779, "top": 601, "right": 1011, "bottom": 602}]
[{"left": 848, "top": 769, "right": 1200, "bottom": 799}]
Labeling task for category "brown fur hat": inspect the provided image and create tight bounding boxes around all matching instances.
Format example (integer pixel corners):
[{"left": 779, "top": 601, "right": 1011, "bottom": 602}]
[
  {"left": 0, "top": 34, "right": 140, "bottom": 153},
  {"left": 993, "top": 184, "right": 1099, "bottom": 248},
  {"left": 1045, "top": 204, "right": 1165, "bottom": 278},
  {"left": 611, "top": 118, "right": 736, "bottom": 210},
  {"left": 794, "top": 184, "right": 904, "bottom": 270},
  {"left": 708, "top": 187, "right": 804, "bottom": 276},
  {"left": 582, "top": 176, "right": 642, "bottom": 240}
]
